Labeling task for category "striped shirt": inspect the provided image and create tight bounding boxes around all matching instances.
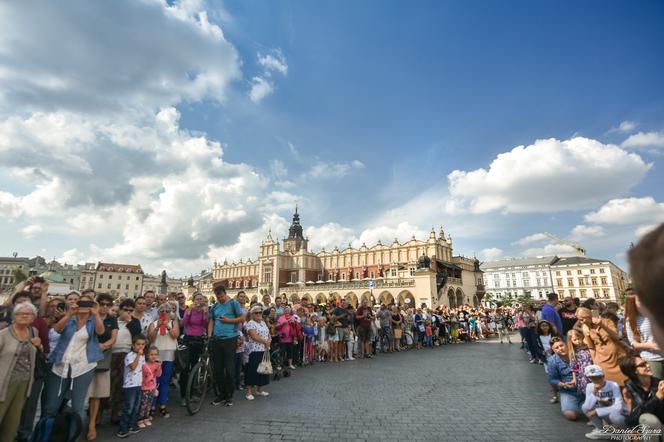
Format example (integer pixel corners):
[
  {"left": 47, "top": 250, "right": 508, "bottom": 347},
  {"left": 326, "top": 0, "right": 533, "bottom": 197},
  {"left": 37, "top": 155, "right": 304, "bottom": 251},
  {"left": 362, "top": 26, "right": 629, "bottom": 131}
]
[{"left": 626, "top": 315, "right": 663, "bottom": 362}]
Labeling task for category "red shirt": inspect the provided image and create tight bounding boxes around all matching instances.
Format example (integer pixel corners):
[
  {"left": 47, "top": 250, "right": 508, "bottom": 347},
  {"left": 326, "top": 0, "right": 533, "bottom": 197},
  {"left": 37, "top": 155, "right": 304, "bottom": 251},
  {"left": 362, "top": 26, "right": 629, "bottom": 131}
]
[{"left": 356, "top": 307, "right": 372, "bottom": 328}]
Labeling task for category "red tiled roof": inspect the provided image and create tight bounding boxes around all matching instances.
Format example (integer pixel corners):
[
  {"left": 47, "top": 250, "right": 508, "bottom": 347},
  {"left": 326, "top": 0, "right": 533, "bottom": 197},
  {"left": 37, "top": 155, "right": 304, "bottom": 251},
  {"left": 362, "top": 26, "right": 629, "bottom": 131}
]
[{"left": 96, "top": 262, "right": 144, "bottom": 274}]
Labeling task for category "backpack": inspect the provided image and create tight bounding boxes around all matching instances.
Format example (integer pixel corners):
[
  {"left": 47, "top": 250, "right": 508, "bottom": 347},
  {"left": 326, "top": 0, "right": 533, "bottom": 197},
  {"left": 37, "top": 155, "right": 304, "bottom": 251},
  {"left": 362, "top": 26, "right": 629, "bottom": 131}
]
[{"left": 30, "top": 409, "right": 82, "bottom": 442}]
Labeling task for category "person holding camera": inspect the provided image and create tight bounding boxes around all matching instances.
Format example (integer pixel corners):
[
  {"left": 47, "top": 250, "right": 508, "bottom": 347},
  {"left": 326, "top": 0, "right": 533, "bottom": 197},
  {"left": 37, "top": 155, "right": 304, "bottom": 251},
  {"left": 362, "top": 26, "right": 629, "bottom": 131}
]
[
  {"left": 43, "top": 290, "right": 105, "bottom": 436},
  {"left": 147, "top": 302, "right": 179, "bottom": 418},
  {"left": 179, "top": 292, "right": 208, "bottom": 405}
]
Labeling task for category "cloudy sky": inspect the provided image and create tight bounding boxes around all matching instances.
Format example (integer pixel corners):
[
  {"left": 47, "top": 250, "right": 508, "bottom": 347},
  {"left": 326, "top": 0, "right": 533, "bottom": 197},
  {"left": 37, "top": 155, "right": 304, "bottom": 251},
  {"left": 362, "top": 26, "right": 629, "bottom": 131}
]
[{"left": 1, "top": 0, "right": 663, "bottom": 276}]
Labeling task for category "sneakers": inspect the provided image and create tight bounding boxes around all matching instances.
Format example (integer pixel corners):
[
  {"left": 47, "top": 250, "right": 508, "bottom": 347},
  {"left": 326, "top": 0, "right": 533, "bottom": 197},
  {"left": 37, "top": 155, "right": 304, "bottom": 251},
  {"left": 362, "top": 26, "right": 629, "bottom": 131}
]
[
  {"left": 225, "top": 400, "right": 233, "bottom": 407},
  {"left": 529, "top": 359, "right": 537, "bottom": 364},
  {"left": 116, "top": 432, "right": 129, "bottom": 439},
  {"left": 255, "top": 391, "right": 269, "bottom": 396},
  {"left": 288, "top": 365, "right": 296, "bottom": 370},
  {"left": 211, "top": 397, "right": 224, "bottom": 406},
  {"left": 550, "top": 395, "right": 559, "bottom": 404},
  {"left": 180, "top": 399, "right": 187, "bottom": 407},
  {"left": 245, "top": 394, "right": 255, "bottom": 401},
  {"left": 128, "top": 427, "right": 141, "bottom": 435},
  {"left": 585, "top": 428, "right": 609, "bottom": 440}
]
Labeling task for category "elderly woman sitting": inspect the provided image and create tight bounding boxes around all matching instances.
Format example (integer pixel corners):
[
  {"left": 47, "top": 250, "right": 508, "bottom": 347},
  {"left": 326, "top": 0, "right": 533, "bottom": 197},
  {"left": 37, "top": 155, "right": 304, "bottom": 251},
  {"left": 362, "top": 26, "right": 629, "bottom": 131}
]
[{"left": 0, "top": 300, "right": 41, "bottom": 442}]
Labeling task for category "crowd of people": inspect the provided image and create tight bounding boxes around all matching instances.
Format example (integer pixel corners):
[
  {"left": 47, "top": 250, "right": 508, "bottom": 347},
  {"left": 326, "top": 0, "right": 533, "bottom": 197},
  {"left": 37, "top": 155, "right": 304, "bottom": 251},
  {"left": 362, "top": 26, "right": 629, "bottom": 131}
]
[
  {"left": 0, "top": 223, "right": 663, "bottom": 441},
  {"left": 0, "top": 276, "right": 518, "bottom": 441},
  {"left": 518, "top": 290, "right": 664, "bottom": 439}
]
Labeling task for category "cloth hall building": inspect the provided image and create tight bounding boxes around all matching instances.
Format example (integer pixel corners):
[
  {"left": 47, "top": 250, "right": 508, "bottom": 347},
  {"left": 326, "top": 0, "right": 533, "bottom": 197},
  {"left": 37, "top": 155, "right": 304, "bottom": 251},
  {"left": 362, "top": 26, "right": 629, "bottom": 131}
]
[{"left": 212, "top": 208, "right": 486, "bottom": 308}]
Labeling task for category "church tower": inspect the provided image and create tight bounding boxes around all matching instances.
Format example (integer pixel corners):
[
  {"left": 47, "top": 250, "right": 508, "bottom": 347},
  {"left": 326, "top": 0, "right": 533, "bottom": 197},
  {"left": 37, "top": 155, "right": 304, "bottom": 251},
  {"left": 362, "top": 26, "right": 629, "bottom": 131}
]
[{"left": 283, "top": 205, "right": 308, "bottom": 252}]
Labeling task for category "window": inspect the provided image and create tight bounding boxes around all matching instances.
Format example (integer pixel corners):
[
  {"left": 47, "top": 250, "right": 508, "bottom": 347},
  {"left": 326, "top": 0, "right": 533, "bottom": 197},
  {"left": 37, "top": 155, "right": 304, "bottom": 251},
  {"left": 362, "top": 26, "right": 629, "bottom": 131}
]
[
  {"left": 566, "top": 270, "right": 571, "bottom": 275},
  {"left": 523, "top": 279, "right": 529, "bottom": 287},
  {"left": 98, "top": 283, "right": 102, "bottom": 289},
  {"left": 580, "top": 289, "right": 587, "bottom": 297},
  {"left": 569, "top": 289, "right": 576, "bottom": 296},
  {"left": 555, "top": 271, "right": 561, "bottom": 276},
  {"left": 591, "top": 278, "right": 597, "bottom": 286},
  {"left": 590, "top": 269, "right": 595, "bottom": 274},
  {"left": 391, "top": 269, "right": 397, "bottom": 277},
  {"left": 117, "top": 284, "right": 121, "bottom": 289},
  {"left": 109, "top": 275, "right": 113, "bottom": 279},
  {"left": 599, "top": 268, "right": 605, "bottom": 274},
  {"left": 536, "top": 278, "right": 541, "bottom": 286},
  {"left": 556, "top": 279, "right": 563, "bottom": 287},
  {"left": 578, "top": 278, "right": 585, "bottom": 286},
  {"left": 135, "top": 285, "right": 139, "bottom": 290},
  {"left": 136, "top": 276, "right": 140, "bottom": 280},
  {"left": 511, "top": 273, "right": 516, "bottom": 278},
  {"left": 126, "top": 284, "right": 129, "bottom": 289},
  {"left": 506, "top": 280, "right": 511, "bottom": 287},
  {"left": 107, "top": 284, "right": 111, "bottom": 289},
  {"left": 522, "top": 272, "right": 529, "bottom": 278},
  {"left": 567, "top": 278, "right": 574, "bottom": 286},
  {"left": 577, "top": 270, "right": 582, "bottom": 275},
  {"left": 601, "top": 277, "right": 607, "bottom": 285},
  {"left": 593, "top": 289, "right": 600, "bottom": 297},
  {"left": 82, "top": 277, "right": 86, "bottom": 282},
  {"left": 342, "top": 273, "right": 346, "bottom": 280},
  {"left": 409, "top": 268, "right": 415, "bottom": 276},
  {"left": 512, "top": 279, "right": 516, "bottom": 286},
  {"left": 603, "top": 288, "right": 610, "bottom": 297},
  {"left": 355, "top": 272, "right": 359, "bottom": 280},
  {"left": 99, "top": 274, "right": 103, "bottom": 279}
]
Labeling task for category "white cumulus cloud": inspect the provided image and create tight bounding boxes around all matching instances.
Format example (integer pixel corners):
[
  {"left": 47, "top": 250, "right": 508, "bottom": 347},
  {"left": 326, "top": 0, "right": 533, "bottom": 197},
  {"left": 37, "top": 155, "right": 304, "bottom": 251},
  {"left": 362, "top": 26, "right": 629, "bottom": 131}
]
[
  {"left": 584, "top": 197, "right": 664, "bottom": 225},
  {"left": 446, "top": 137, "right": 650, "bottom": 214},
  {"left": 478, "top": 248, "right": 504, "bottom": 261},
  {"left": 622, "top": 131, "right": 664, "bottom": 150},
  {"left": 569, "top": 224, "right": 605, "bottom": 240},
  {"left": 512, "top": 233, "right": 548, "bottom": 246},
  {"left": 249, "top": 77, "right": 274, "bottom": 103}
]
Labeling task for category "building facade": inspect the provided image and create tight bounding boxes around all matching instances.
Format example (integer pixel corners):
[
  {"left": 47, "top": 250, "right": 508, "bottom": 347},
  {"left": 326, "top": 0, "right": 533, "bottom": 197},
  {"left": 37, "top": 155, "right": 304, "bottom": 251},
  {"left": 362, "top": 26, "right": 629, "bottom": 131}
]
[
  {"left": 142, "top": 273, "right": 185, "bottom": 295},
  {"left": 481, "top": 256, "right": 557, "bottom": 301},
  {"left": 213, "top": 208, "right": 485, "bottom": 308},
  {"left": 93, "top": 263, "right": 144, "bottom": 298},
  {"left": 0, "top": 257, "right": 30, "bottom": 294},
  {"left": 551, "top": 256, "right": 628, "bottom": 301}
]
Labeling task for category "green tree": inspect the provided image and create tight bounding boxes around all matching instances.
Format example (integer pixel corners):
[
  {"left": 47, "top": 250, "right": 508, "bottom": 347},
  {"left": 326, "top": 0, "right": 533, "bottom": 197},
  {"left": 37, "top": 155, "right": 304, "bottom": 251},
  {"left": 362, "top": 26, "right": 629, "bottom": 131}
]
[{"left": 11, "top": 268, "right": 27, "bottom": 285}]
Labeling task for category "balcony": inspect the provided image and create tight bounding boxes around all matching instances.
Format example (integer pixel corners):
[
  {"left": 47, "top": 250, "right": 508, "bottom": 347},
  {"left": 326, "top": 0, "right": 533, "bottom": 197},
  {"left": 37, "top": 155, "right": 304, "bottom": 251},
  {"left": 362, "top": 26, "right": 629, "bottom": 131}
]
[
  {"left": 476, "top": 284, "right": 486, "bottom": 295},
  {"left": 447, "top": 277, "right": 462, "bottom": 285},
  {"left": 277, "top": 278, "right": 416, "bottom": 293}
]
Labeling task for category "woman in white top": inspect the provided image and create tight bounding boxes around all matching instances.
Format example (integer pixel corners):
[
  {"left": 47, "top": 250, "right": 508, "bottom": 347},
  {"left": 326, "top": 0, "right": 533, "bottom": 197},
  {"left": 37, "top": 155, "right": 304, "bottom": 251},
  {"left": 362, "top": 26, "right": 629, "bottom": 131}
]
[
  {"left": 244, "top": 306, "right": 271, "bottom": 400},
  {"left": 44, "top": 292, "right": 105, "bottom": 433},
  {"left": 147, "top": 302, "right": 179, "bottom": 417},
  {"left": 625, "top": 292, "right": 663, "bottom": 378}
]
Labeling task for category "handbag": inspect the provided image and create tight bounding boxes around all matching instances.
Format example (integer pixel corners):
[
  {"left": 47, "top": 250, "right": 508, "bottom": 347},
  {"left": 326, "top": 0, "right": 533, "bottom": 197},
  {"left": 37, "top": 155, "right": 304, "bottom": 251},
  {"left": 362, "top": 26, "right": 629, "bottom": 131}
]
[
  {"left": 30, "top": 327, "right": 48, "bottom": 381},
  {"left": 256, "top": 350, "right": 273, "bottom": 375},
  {"left": 175, "top": 341, "right": 190, "bottom": 373},
  {"left": 96, "top": 349, "right": 112, "bottom": 372}
]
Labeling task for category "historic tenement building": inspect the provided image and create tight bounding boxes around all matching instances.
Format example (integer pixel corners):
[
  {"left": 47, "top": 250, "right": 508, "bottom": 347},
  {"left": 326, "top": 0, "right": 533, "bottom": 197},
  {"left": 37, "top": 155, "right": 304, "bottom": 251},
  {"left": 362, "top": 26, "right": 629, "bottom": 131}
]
[{"left": 213, "top": 208, "right": 485, "bottom": 308}]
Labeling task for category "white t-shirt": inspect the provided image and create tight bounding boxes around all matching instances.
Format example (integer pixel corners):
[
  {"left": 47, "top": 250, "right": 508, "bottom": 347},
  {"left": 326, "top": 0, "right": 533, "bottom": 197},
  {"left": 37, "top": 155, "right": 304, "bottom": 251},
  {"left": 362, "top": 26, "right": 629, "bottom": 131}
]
[
  {"left": 582, "top": 380, "right": 624, "bottom": 417},
  {"left": 123, "top": 352, "right": 145, "bottom": 388},
  {"left": 52, "top": 325, "right": 96, "bottom": 379}
]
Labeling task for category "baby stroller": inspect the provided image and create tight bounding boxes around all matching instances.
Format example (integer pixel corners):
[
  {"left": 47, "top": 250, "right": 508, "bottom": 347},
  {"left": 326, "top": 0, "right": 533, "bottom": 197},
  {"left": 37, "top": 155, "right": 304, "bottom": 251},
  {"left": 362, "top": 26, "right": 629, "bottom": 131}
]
[{"left": 270, "top": 346, "right": 291, "bottom": 381}]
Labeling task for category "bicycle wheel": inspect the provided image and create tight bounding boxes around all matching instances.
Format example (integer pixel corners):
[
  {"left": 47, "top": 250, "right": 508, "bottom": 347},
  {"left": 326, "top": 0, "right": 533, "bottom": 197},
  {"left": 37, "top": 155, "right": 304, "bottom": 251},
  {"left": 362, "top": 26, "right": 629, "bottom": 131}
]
[{"left": 186, "top": 360, "right": 209, "bottom": 415}]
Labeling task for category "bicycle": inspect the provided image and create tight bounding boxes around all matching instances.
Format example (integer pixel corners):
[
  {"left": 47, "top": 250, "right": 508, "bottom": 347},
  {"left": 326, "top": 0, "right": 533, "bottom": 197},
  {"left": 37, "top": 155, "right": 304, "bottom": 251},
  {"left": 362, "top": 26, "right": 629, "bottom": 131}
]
[{"left": 185, "top": 341, "right": 220, "bottom": 415}]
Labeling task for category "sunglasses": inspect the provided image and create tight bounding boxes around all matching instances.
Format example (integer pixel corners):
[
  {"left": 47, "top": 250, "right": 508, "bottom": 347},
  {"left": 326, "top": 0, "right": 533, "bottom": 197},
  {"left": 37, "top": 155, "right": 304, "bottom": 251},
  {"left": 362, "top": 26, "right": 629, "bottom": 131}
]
[
  {"left": 636, "top": 362, "right": 649, "bottom": 369},
  {"left": 122, "top": 308, "right": 134, "bottom": 312}
]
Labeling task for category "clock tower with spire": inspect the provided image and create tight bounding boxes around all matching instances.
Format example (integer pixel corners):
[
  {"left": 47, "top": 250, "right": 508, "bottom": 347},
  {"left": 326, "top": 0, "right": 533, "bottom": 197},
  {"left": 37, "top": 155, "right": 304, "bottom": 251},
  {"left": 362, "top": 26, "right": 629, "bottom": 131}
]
[{"left": 283, "top": 205, "right": 308, "bottom": 253}]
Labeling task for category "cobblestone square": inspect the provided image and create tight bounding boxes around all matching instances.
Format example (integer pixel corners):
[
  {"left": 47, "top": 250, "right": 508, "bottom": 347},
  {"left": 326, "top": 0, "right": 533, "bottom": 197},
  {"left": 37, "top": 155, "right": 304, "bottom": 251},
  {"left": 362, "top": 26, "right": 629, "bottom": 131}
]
[{"left": 98, "top": 337, "right": 589, "bottom": 441}]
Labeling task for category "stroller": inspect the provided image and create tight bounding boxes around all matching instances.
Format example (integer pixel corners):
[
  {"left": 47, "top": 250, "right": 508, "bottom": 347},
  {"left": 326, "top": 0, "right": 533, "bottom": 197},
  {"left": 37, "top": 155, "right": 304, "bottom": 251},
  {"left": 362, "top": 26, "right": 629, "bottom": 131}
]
[{"left": 270, "top": 346, "right": 291, "bottom": 381}]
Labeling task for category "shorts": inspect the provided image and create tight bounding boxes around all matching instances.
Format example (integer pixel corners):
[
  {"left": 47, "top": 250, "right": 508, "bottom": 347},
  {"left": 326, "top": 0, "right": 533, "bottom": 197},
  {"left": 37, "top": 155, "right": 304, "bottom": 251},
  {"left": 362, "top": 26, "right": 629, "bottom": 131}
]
[
  {"left": 394, "top": 329, "right": 403, "bottom": 339},
  {"left": 336, "top": 327, "right": 348, "bottom": 342},
  {"left": 357, "top": 326, "right": 371, "bottom": 341},
  {"left": 88, "top": 370, "right": 111, "bottom": 398},
  {"left": 328, "top": 333, "right": 339, "bottom": 342},
  {"left": 559, "top": 390, "right": 582, "bottom": 414}
]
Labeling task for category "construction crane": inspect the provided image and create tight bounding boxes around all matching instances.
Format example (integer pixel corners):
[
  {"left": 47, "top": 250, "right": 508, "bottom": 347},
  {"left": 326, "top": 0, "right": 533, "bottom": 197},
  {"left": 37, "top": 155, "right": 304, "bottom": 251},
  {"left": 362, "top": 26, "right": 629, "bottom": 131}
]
[{"left": 543, "top": 232, "right": 586, "bottom": 256}]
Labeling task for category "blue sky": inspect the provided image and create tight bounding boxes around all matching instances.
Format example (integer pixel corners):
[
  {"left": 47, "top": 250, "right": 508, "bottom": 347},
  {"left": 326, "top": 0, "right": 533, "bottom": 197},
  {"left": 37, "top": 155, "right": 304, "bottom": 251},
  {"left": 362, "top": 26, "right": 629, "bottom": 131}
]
[{"left": 0, "top": 0, "right": 663, "bottom": 276}]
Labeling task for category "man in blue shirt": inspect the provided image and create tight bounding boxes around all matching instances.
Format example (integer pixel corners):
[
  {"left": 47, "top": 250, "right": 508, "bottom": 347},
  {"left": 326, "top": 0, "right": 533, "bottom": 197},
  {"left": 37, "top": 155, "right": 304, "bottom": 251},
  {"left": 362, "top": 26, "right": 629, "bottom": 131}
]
[
  {"left": 541, "top": 292, "right": 563, "bottom": 337},
  {"left": 208, "top": 284, "right": 245, "bottom": 406}
]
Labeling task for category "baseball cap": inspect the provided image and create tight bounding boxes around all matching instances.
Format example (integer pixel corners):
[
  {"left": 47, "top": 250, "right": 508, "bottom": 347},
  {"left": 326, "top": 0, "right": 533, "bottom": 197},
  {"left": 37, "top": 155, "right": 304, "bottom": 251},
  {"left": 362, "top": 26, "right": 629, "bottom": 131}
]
[{"left": 584, "top": 364, "right": 604, "bottom": 378}]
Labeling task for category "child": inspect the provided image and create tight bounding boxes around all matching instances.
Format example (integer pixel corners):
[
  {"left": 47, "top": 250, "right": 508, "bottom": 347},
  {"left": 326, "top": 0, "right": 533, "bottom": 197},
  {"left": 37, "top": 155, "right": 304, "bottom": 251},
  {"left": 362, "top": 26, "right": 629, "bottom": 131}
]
[
  {"left": 534, "top": 320, "right": 555, "bottom": 365},
  {"left": 326, "top": 318, "right": 338, "bottom": 362},
  {"left": 582, "top": 365, "right": 626, "bottom": 439},
  {"left": 316, "top": 317, "right": 329, "bottom": 362},
  {"left": 303, "top": 316, "right": 315, "bottom": 365},
  {"left": 425, "top": 321, "right": 433, "bottom": 348},
  {"left": 137, "top": 347, "right": 162, "bottom": 428},
  {"left": 118, "top": 335, "right": 147, "bottom": 438},
  {"left": 567, "top": 329, "right": 592, "bottom": 400}
]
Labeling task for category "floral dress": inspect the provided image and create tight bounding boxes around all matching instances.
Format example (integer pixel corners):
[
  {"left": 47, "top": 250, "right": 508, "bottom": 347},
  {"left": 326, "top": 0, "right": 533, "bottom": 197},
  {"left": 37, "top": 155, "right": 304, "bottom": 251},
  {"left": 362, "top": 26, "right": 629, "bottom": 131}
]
[{"left": 571, "top": 347, "right": 593, "bottom": 396}]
